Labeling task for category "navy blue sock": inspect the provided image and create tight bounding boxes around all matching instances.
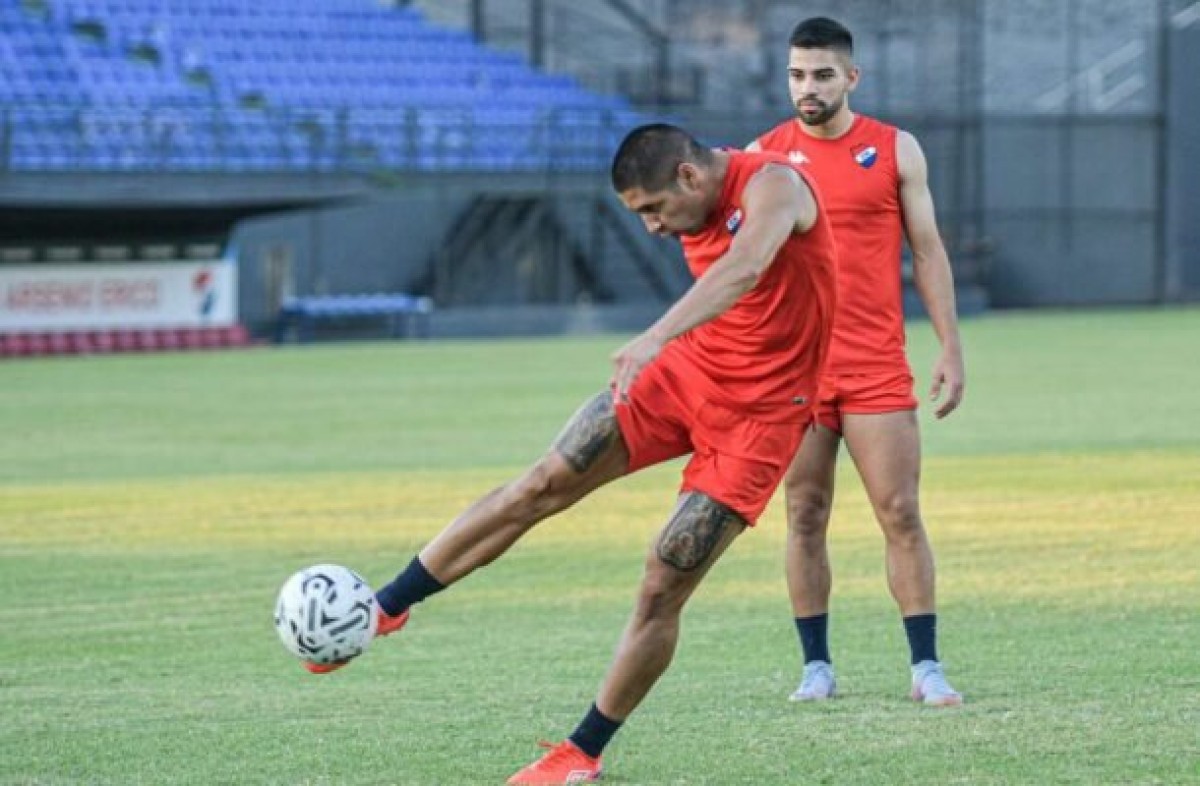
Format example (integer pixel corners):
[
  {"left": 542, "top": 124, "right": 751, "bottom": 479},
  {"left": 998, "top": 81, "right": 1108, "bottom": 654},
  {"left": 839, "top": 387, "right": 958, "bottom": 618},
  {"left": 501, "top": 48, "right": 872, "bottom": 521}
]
[
  {"left": 568, "top": 703, "right": 622, "bottom": 759},
  {"left": 375, "top": 556, "right": 446, "bottom": 617},
  {"left": 903, "top": 613, "right": 939, "bottom": 664},
  {"left": 795, "top": 614, "right": 831, "bottom": 664}
]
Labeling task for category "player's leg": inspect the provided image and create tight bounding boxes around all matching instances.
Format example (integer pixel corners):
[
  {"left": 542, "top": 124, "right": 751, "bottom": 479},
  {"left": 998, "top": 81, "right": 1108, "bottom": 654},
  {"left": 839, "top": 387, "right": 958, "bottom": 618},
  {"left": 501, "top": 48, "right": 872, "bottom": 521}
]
[
  {"left": 781, "top": 423, "right": 841, "bottom": 700},
  {"left": 306, "top": 392, "right": 632, "bottom": 675},
  {"left": 508, "top": 492, "right": 745, "bottom": 784},
  {"left": 842, "top": 410, "right": 931, "bottom": 615},
  {"left": 594, "top": 492, "right": 745, "bottom": 718},
  {"left": 841, "top": 409, "right": 961, "bottom": 705},
  {"left": 380, "top": 390, "right": 630, "bottom": 610},
  {"left": 509, "top": 403, "right": 802, "bottom": 781},
  {"left": 370, "top": 355, "right": 692, "bottom": 668}
]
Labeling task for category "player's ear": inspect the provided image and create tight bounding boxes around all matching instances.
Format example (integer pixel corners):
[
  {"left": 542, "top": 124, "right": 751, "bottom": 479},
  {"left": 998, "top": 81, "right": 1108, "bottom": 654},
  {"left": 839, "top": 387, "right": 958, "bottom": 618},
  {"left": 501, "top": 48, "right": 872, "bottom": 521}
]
[
  {"left": 845, "top": 64, "right": 861, "bottom": 93},
  {"left": 676, "top": 162, "right": 702, "bottom": 193}
]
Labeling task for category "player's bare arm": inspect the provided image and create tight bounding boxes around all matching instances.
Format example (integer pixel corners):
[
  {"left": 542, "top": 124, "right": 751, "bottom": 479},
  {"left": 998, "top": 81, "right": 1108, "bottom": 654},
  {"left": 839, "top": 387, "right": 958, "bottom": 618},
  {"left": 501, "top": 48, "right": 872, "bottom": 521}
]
[
  {"left": 655, "top": 492, "right": 746, "bottom": 571},
  {"left": 553, "top": 392, "right": 620, "bottom": 473},
  {"left": 897, "top": 130, "right": 965, "bottom": 419},
  {"left": 612, "top": 165, "right": 816, "bottom": 400}
]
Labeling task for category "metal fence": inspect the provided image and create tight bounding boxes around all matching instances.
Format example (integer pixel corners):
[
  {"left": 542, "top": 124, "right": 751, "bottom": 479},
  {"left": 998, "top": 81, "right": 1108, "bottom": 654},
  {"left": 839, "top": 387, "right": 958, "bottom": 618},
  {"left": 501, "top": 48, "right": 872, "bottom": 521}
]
[
  {"left": 743, "top": 0, "right": 1199, "bottom": 303},
  {"left": 0, "top": 104, "right": 637, "bottom": 173},
  {"left": 419, "top": 0, "right": 1200, "bottom": 302}
]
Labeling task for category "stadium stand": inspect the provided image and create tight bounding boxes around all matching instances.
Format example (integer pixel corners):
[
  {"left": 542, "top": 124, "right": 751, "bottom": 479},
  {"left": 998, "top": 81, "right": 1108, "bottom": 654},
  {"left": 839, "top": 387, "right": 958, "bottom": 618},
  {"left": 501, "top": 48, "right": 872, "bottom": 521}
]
[
  {"left": 0, "top": 0, "right": 639, "bottom": 172},
  {"left": 0, "top": 0, "right": 660, "bottom": 357}
]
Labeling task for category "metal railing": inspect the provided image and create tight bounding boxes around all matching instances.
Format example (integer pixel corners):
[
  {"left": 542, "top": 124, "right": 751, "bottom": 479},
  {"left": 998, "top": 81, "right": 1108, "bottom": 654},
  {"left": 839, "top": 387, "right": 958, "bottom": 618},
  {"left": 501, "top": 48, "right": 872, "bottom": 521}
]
[{"left": 0, "top": 103, "right": 641, "bottom": 173}]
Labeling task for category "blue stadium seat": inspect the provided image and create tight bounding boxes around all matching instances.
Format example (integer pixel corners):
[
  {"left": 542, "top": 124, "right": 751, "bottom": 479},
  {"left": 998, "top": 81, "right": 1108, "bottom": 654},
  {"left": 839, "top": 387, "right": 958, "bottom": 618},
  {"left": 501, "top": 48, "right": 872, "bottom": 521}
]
[{"left": 0, "top": 0, "right": 638, "bottom": 173}]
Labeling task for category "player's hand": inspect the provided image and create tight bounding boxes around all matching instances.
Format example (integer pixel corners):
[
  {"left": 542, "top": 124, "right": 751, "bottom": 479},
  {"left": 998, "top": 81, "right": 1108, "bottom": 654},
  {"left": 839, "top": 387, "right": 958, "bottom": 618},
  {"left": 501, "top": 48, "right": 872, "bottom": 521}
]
[
  {"left": 929, "top": 346, "right": 965, "bottom": 419},
  {"left": 611, "top": 332, "right": 665, "bottom": 403}
]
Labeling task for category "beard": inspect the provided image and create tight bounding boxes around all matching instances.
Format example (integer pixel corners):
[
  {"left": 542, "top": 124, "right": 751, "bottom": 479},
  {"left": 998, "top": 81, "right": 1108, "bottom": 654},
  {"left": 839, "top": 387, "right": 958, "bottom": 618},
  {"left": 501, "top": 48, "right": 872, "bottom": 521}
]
[{"left": 795, "top": 96, "right": 843, "bottom": 126}]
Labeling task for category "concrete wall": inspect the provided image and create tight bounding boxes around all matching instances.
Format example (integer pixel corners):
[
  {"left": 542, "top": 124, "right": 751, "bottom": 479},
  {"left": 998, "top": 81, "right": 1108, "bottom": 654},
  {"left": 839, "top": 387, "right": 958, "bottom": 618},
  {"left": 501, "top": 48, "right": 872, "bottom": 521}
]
[
  {"left": 230, "top": 190, "right": 467, "bottom": 330},
  {"left": 227, "top": 175, "right": 687, "bottom": 334}
]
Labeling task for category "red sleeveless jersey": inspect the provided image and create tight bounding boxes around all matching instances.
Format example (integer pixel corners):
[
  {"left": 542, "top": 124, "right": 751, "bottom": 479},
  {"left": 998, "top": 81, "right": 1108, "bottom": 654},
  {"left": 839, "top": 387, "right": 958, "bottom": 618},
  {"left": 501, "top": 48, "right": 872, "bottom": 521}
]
[
  {"left": 755, "top": 114, "right": 907, "bottom": 375},
  {"left": 669, "top": 150, "right": 838, "bottom": 423}
]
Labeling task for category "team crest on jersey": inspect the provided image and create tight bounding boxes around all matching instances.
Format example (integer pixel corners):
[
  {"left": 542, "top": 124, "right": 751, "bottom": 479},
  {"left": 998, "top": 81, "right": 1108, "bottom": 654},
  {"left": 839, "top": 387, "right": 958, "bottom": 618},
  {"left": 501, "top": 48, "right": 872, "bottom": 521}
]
[
  {"left": 852, "top": 144, "right": 878, "bottom": 168},
  {"left": 788, "top": 150, "right": 809, "bottom": 165},
  {"left": 725, "top": 208, "right": 743, "bottom": 234}
]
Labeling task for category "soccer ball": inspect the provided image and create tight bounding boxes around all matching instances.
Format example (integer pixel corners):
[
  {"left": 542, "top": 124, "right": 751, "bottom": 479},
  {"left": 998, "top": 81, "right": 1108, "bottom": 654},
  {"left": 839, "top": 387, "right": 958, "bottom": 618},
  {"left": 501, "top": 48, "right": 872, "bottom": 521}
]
[{"left": 274, "top": 564, "right": 378, "bottom": 665}]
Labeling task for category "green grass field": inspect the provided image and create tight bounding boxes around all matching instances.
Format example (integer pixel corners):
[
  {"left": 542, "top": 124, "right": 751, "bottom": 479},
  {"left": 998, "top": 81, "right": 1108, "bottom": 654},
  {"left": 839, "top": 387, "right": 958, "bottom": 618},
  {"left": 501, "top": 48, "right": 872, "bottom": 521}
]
[{"left": 2, "top": 307, "right": 1199, "bottom": 785}]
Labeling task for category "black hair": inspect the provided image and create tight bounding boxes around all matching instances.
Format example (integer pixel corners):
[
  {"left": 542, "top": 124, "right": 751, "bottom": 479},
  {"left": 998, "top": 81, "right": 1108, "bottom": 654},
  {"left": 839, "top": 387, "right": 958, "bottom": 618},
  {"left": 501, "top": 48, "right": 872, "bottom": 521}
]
[
  {"left": 610, "top": 123, "right": 714, "bottom": 193},
  {"left": 788, "top": 17, "right": 853, "bottom": 57}
]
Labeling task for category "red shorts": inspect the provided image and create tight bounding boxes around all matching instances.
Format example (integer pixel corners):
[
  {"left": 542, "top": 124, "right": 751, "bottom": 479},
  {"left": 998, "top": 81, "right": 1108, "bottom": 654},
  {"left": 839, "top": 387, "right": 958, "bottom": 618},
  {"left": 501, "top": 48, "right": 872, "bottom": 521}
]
[
  {"left": 614, "top": 355, "right": 808, "bottom": 525},
  {"left": 816, "top": 367, "right": 918, "bottom": 434}
]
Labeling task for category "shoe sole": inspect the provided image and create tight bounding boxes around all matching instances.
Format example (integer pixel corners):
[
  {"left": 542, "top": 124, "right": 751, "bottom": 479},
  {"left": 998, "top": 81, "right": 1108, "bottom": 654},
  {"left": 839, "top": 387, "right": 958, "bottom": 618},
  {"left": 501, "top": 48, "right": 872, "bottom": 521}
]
[
  {"left": 789, "top": 691, "right": 836, "bottom": 702},
  {"left": 302, "top": 609, "right": 410, "bottom": 675},
  {"left": 912, "top": 689, "right": 964, "bottom": 706},
  {"left": 507, "top": 768, "right": 602, "bottom": 784}
]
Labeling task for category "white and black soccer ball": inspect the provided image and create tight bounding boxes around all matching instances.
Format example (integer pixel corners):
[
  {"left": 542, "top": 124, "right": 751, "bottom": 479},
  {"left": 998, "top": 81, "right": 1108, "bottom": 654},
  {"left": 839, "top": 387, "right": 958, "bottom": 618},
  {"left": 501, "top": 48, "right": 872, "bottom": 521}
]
[{"left": 274, "top": 564, "right": 378, "bottom": 665}]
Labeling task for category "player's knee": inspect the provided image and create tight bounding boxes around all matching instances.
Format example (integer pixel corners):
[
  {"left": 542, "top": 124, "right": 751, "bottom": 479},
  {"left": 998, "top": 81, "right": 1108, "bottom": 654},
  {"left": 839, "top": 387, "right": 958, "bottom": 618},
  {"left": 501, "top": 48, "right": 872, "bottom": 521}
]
[
  {"left": 633, "top": 573, "right": 688, "bottom": 625},
  {"left": 506, "top": 459, "right": 569, "bottom": 518},
  {"left": 785, "top": 483, "right": 832, "bottom": 540},
  {"left": 875, "top": 493, "right": 924, "bottom": 540}
]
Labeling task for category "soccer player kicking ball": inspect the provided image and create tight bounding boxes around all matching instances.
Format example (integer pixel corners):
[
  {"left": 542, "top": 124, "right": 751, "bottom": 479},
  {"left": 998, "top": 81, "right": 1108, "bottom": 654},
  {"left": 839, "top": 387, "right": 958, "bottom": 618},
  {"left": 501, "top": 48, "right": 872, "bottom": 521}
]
[
  {"left": 749, "top": 17, "right": 966, "bottom": 706},
  {"left": 305, "top": 123, "right": 839, "bottom": 784}
]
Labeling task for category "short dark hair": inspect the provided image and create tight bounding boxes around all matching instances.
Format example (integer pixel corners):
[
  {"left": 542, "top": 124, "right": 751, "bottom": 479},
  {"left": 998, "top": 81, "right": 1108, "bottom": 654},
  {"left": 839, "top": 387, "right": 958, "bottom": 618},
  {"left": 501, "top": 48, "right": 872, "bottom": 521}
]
[
  {"left": 788, "top": 17, "right": 853, "bottom": 57},
  {"left": 611, "top": 123, "right": 714, "bottom": 193}
]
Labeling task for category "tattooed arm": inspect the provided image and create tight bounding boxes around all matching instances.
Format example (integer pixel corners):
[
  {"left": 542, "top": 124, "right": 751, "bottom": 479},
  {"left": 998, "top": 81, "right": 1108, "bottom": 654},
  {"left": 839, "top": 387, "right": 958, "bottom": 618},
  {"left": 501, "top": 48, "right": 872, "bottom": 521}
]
[{"left": 612, "top": 165, "right": 815, "bottom": 402}]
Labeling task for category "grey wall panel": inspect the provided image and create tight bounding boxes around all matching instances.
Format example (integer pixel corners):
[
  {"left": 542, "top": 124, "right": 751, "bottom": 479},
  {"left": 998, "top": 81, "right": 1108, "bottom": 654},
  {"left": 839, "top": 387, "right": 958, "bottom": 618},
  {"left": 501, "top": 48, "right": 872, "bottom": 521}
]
[
  {"left": 985, "top": 123, "right": 1066, "bottom": 211},
  {"left": 986, "top": 216, "right": 1156, "bottom": 305},
  {"left": 1070, "top": 122, "right": 1157, "bottom": 212}
]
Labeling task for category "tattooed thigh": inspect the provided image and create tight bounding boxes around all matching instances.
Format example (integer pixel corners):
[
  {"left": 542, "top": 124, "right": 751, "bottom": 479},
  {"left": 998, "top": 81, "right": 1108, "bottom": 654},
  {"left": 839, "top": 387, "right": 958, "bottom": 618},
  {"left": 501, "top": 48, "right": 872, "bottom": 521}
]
[
  {"left": 553, "top": 391, "right": 619, "bottom": 473},
  {"left": 656, "top": 493, "right": 746, "bottom": 572}
]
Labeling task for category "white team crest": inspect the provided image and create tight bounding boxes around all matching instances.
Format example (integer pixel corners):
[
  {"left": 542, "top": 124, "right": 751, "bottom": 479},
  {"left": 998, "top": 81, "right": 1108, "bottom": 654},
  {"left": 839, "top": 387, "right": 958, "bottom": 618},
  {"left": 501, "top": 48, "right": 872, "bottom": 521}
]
[
  {"left": 788, "top": 150, "right": 809, "bottom": 165},
  {"left": 853, "top": 145, "right": 878, "bottom": 168},
  {"left": 725, "top": 208, "right": 743, "bottom": 234}
]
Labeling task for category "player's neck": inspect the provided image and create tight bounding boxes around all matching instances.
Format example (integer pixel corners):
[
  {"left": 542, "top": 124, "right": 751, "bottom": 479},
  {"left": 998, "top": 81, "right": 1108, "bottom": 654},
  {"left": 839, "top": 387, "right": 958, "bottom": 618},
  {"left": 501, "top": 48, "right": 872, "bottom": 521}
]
[
  {"left": 707, "top": 150, "right": 732, "bottom": 209},
  {"left": 796, "top": 109, "right": 856, "bottom": 141}
]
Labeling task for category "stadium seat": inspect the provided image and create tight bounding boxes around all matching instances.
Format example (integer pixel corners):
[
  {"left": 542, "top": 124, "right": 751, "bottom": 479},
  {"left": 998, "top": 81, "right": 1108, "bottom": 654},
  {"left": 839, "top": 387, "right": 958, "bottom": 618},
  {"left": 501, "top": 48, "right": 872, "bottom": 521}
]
[{"left": 1, "top": 0, "right": 637, "bottom": 173}]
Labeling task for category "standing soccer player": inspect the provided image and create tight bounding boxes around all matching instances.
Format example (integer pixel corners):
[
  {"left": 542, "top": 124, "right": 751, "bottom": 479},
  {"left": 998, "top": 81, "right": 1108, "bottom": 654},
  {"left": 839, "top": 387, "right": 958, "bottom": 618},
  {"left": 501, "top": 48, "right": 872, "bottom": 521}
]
[
  {"left": 306, "top": 124, "right": 839, "bottom": 783},
  {"left": 749, "top": 17, "right": 966, "bottom": 705}
]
